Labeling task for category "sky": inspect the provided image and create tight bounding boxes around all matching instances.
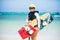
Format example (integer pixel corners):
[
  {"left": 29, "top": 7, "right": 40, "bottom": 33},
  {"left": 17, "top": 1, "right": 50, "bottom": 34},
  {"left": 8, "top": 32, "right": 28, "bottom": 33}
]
[{"left": 0, "top": 0, "right": 60, "bottom": 12}]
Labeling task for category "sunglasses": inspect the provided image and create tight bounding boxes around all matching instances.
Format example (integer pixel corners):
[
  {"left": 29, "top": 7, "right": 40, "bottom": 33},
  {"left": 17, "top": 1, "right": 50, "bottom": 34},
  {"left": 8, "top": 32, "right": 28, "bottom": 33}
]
[{"left": 29, "top": 7, "right": 35, "bottom": 9}]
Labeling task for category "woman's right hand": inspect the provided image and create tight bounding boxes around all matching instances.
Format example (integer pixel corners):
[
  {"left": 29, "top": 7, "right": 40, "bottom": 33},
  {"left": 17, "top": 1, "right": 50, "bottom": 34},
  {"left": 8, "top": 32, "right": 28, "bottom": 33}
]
[{"left": 28, "top": 20, "right": 32, "bottom": 23}]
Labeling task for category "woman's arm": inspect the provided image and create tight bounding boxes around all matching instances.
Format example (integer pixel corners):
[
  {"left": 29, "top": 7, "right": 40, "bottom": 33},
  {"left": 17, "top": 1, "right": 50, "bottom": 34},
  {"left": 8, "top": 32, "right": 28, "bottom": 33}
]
[{"left": 35, "top": 12, "right": 40, "bottom": 28}]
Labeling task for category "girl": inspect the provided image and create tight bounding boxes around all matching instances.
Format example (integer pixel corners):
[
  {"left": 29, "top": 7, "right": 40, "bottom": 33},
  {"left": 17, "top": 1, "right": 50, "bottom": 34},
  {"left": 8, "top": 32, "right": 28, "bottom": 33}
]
[{"left": 27, "top": 4, "right": 40, "bottom": 40}]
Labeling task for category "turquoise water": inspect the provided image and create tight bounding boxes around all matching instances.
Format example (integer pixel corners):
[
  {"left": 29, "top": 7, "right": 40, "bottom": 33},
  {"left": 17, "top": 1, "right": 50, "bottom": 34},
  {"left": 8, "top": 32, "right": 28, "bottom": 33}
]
[{"left": 0, "top": 12, "right": 60, "bottom": 40}]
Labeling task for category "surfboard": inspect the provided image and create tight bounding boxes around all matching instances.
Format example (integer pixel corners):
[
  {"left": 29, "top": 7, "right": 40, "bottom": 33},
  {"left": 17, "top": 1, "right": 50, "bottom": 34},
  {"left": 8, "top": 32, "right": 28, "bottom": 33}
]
[{"left": 28, "top": 13, "right": 53, "bottom": 29}]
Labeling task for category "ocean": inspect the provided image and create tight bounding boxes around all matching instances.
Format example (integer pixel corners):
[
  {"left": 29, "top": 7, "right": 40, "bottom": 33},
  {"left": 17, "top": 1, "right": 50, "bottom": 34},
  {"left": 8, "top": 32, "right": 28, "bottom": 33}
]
[{"left": 0, "top": 12, "right": 60, "bottom": 40}]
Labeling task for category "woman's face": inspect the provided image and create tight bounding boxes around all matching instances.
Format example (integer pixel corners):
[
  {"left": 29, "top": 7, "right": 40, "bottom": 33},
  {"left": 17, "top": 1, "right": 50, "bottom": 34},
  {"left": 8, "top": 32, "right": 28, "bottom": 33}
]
[
  {"left": 29, "top": 7, "right": 35, "bottom": 12},
  {"left": 30, "top": 9, "right": 35, "bottom": 12}
]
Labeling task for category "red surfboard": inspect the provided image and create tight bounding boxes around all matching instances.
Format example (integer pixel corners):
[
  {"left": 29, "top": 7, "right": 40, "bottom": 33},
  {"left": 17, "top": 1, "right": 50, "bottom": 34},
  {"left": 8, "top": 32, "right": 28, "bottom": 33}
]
[{"left": 18, "top": 24, "right": 36, "bottom": 39}]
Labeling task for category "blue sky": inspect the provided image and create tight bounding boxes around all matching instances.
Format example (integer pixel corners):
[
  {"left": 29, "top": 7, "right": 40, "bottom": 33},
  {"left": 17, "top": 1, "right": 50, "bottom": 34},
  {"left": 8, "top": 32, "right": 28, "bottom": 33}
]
[{"left": 0, "top": 0, "right": 60, "bottom": 12}]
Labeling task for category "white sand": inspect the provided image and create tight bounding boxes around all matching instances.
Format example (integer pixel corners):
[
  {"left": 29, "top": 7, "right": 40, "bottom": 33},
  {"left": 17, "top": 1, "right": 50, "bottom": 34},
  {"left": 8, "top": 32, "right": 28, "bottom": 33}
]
[{"left": 0, "top": 20, "right": 60, "bottom": 40}]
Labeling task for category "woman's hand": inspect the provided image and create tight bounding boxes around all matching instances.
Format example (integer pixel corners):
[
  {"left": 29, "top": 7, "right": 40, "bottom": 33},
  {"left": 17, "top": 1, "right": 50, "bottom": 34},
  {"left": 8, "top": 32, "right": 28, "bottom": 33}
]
[
  {"left": 28, "top": 20, "right": 32, "bottom": 22},
  {"left": 27, "top": 20, "right": 32, "bottom": 24}
]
